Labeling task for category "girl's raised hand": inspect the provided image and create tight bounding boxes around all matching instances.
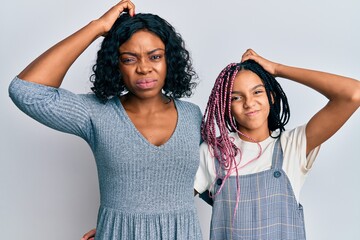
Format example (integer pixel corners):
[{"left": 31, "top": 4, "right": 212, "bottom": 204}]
[
  {"left": 95, "top": 0, "right": 136, "bottom": 36},
  {"left": 241, "top": 49, "right": 280, "bottom": 76}
]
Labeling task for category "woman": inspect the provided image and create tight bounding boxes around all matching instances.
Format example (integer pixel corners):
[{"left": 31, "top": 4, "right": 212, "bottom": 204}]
[{"left": 9, "top": 1, "right": 203, "bottom": 239}]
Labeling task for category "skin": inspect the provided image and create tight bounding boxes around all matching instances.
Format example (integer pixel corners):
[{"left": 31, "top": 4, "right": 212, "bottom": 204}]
[
  {"left": 118, "top": 30, "right": 177, "bottom": 146},
  {"left": 119, "top": 30, "right": 167, "bottom": 101},
  {"left": 82, "top": 49, "right": 360, "bottom": 240},
  {"left": 82, "top": 34, "right": 177, "bottom": 231},
  {"left": 18, "top": 0, "right": 177, "bottom": 148},
  {"left": 12, "top": 1, "right": 181, "bottom": 239},
  {"left": 17, "top": 0, "right": 359, "bottom": 236},
  {"left": 18, "top": 0, "right": 135, "bottom": 87},
  {"left": 231, "top": 70, "right": 271, "bottom": 142},
  {"left": 241, "top": 49, "right": 360, "bottom": 155},
  {"left": 81, "top": 12, "right": 360, "bottom": 240}
]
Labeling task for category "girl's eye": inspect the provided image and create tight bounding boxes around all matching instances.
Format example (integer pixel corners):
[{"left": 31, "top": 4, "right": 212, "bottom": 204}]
[
  {"left": 254, "top": 89, "right": 264, "bottom": 95},
  {"left": 231, "top": 96, "right": 242, "bottom": 102}
]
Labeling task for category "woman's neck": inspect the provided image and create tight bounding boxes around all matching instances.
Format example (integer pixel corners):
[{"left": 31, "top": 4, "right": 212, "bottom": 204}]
[{"left": 120, "top": 93, "right": 172, "bottom": 114}]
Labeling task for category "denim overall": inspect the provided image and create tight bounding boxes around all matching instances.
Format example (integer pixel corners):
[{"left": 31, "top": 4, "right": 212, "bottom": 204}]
[{"left": 210, "top": 140, "right": 306, "bottom": 240}]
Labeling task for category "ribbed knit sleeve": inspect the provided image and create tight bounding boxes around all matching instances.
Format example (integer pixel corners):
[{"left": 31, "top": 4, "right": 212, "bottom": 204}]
[{"left": 8, "top": 77, "right": 93, "bottom": 142}]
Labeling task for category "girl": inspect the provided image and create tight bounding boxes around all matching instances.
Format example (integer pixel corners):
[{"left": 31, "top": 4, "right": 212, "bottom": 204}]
[
  {"left": 194, "top": 49, "right": 360, "bottom": 239},
  {"left": 8, "top": 0, "right": 203, "bottom": 239}
]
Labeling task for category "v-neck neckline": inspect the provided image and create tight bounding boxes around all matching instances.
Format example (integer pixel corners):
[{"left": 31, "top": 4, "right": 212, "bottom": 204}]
[{"left": 114, "top": 97, "right": 180, "bottom": 149}]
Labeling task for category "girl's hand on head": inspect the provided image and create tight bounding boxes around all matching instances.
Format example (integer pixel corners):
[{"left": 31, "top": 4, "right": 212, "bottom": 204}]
[
  {"left": 241, "top": 49, "right": 280, "bottom": 76},
  {"left": 95, "top": 0, "right": 136, "bottom": 36}
]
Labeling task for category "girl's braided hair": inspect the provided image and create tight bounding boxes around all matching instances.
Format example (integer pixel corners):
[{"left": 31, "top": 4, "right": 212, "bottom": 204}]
[{"left": 201, "top": 60, "right": 290, "bottom": 218}]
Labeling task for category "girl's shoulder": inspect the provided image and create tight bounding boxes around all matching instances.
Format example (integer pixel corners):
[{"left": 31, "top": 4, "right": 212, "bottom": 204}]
[{"left": 279, "top": 124, "right": 307, "bottom": 146}]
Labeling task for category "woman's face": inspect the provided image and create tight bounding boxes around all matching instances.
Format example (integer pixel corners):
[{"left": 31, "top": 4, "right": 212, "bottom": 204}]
[
  {"left": 118, "top": 30, "right": 167, "bottom": 99},
  {"left": 230, "top": 70, "right": 270, "bottom": 139}
]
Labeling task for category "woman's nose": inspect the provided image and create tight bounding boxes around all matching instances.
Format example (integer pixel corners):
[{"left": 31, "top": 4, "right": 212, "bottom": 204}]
[{"left": 136, "top": 59, "right": 152, "bottom": 74}]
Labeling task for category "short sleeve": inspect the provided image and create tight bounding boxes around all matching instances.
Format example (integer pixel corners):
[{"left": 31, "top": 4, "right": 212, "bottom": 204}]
[
  {"left": 194, "top": 142, "right": 215, "bottom": 194},
  {"left": 280, "top": 124, "right": 321, "bottom": 201}
]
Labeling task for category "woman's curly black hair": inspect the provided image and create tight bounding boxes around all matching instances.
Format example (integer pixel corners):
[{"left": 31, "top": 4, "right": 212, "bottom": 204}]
[{"left": 90, "top": 13, "right": 198, "bottom": 102}]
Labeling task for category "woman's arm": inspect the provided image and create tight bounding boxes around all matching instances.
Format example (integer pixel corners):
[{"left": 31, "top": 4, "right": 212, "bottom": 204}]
[
  {"left": 242, "top": 49, "right": 360, "bottom": 155},
  {"left": 18, "top": 0, "right": 135, "bottom": 88}
]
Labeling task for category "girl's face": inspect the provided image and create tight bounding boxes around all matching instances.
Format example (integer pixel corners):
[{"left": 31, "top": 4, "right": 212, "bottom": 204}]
[
  {"left": 231, "top": 70, "right": 270, "bottom": 140},
  {"left": 118, "top": 30, "right": 167, "bottom": 99}
]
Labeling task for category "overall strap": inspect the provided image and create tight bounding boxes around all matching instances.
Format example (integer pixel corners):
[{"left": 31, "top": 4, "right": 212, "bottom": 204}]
[{"left": 271, "top": 139, "right": 284, "bottom": 169}]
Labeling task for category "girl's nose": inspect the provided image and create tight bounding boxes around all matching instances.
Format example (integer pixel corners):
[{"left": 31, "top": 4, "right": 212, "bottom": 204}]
[{"left": 244, "top": 96, "right": 255, "bottom": 108}]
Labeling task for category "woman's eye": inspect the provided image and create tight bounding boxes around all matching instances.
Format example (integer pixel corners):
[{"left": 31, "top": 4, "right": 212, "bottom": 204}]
[
  {"left": 150, "top": 55, "right": 162, "bottom": 61},
  {"left": 254, "top": 90, "right": 264, "bottom": 95},
  {"left": 121, "top": 58, "right": 136, "bottom": 64}
]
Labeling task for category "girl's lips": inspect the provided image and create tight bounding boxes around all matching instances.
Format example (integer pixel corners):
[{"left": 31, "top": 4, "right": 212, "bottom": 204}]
[
  {"left": 136, "top": 79, "right": 157, "bottom": 89},
  {"left": 245, "top": 110, "right": 259, "bottom": 117}
]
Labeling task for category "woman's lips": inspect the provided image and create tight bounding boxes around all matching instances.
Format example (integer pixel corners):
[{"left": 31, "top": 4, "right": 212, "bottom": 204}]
[{"left": 136, "top": 78, "right": 157, "bottom": 89}]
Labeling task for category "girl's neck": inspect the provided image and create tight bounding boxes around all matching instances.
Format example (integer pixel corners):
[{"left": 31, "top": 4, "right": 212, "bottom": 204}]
[{"left": 237, "top": 128, "right": 271, "bottom": 142}]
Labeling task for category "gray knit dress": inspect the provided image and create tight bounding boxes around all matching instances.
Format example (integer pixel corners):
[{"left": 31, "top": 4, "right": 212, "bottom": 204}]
[{"left": 9, "top": 77, "right": 203, "bottom": 240}]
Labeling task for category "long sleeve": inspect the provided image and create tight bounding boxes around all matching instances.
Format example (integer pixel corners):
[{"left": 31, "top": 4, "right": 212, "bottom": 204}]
[{"left": 9, "top": 77, "right": 93, "bottom": 142}]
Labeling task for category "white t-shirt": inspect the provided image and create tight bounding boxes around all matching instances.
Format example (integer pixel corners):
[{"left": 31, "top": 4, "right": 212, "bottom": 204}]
[{"left": 194, "top": 124, "right": 320, "bottom": 203}]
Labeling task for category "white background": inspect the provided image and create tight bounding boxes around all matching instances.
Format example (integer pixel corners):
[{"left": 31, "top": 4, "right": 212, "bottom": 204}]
[{"left": 1, "top": 0, "right": 359, "bottom": 239}]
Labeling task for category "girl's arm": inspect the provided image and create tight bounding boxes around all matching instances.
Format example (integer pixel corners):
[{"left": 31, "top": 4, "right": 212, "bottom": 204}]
[
  {"left": 242, "top": 49, "right": 360, "bottom": 155},
  {"left": 18, "top": 0, "right": 135, "bottom": 88}
]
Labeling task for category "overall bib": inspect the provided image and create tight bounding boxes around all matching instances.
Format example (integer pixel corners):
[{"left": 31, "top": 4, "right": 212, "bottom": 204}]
[{"left": 210, "top": 140, "right": 306, "bottom": 240}]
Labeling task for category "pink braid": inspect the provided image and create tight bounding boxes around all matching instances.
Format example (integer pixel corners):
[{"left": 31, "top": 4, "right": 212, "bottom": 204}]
[{"left": 201, "top": 63, "right": 263, "bottom": 226}]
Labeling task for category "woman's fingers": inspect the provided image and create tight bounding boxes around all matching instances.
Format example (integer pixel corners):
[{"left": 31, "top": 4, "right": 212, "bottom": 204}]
[
  {"left": 116, "top": 0, "right": 136, "bottom": 16},
  {"left": 97, "top": 0, "right": 136, "bottom": 35},
  {"left": 81, "top": 228, "right": 96, "bottom": 240}
]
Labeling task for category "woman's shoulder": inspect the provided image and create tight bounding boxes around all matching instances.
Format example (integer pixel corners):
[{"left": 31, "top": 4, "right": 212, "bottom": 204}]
[
  {"left": 76, "top": 94, "right": 121, "bottom": 118},
  {"left": 175, "top": 99, "right": 200, "bottom": 109},
  {"left": 175, "top": 99, "right": 202, "bottom": 115},
  {"left": 79, "top": 93, "right": 100, "bottom": 103},
  {"left": 79, "top": 93, "right": 117, "bottom": 105}
]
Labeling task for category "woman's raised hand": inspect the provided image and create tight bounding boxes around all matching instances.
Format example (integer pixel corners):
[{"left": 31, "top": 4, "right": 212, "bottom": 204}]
[
  {"left": 17, "top": 0, "right": 135, "bottom": 87},
  {"left": 241, "top": 49, "right": 280, "bottom": 76},
  {"left": 95, "top": 0, "right": 136, "bottom": 36}
]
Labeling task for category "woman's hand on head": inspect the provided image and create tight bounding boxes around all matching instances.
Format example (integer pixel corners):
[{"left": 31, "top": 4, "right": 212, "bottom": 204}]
[
  {"left": 95, "top": 0, "right": 136, "bottom": 36},
  {"left": 241, "top": 49, "right": 280, "bottom": 76},
  {"left": 81, "top": 228, "right": 96, "bottom": 240}
]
